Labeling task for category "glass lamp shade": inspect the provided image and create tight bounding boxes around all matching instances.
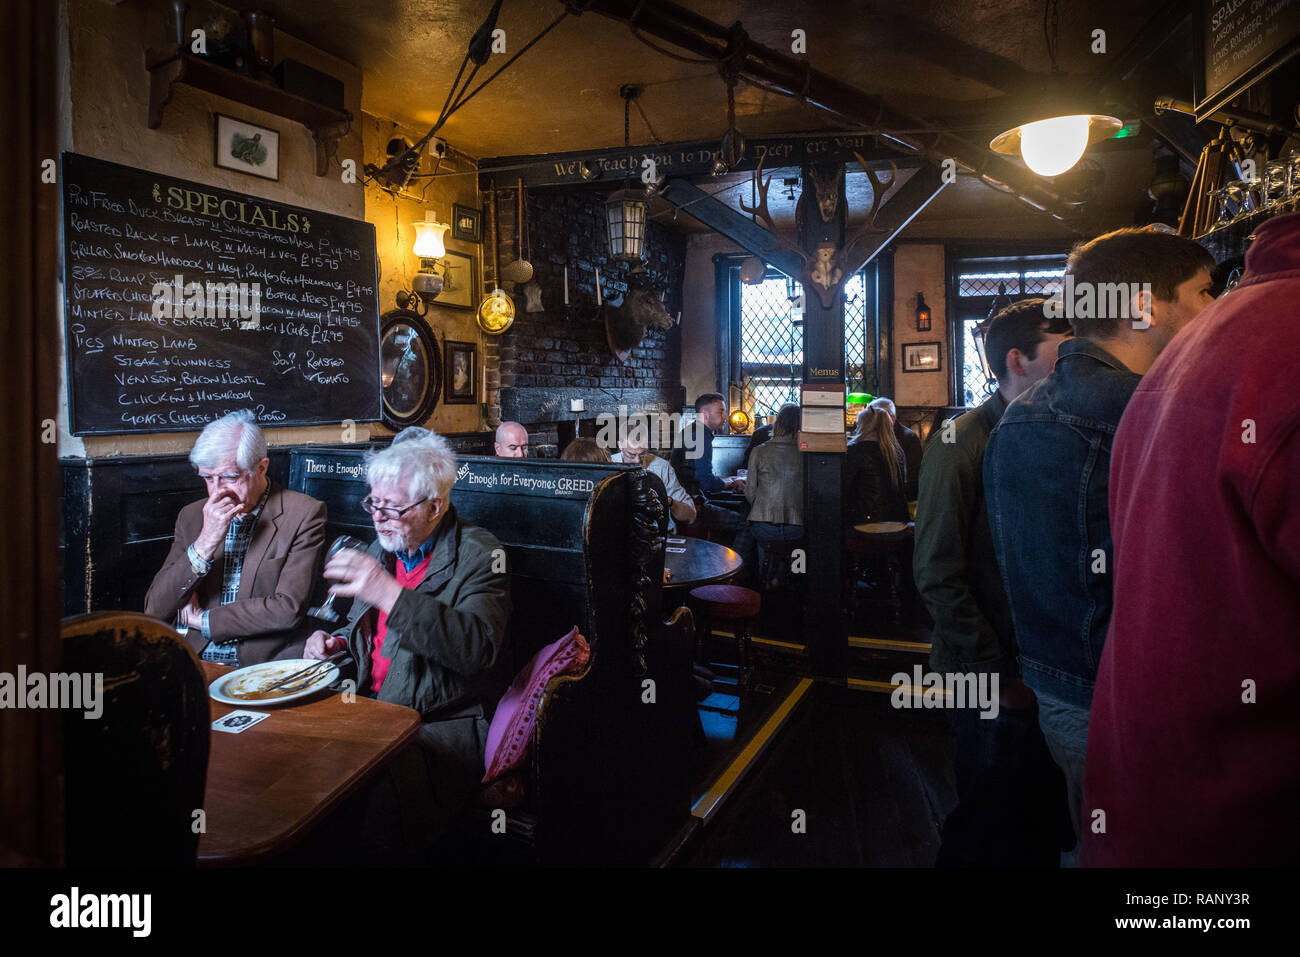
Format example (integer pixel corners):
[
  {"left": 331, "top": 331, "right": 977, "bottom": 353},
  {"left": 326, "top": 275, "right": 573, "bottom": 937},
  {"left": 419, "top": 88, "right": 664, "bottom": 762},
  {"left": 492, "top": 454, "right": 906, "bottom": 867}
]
[
  {"left": 605, "top": 188, "right": 648, "bottom": 262},
  {"left": 739, "top": 256, "right": 766, "bottom": 284},
  {"left": 971, "top": 320, "right": 995, "bottom": 384},
  {"left": 729, "top": 409, "right": 752, "bottom": 433},
  {"left": 915, "top": 292, "right": 932, "bottom": 331},
  {"left": 991, "top": 112, "right": 1122, "bottom": 178},
  {"left": 412, "top": 220, "right": 449, "bottom": 259}
]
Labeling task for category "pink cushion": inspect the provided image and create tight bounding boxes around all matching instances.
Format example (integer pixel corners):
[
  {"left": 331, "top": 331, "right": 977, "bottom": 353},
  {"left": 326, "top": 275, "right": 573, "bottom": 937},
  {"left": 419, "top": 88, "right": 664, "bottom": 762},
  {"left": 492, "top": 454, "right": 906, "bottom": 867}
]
[{"left": 483, "top": 627, "right": 590, "bottom": 783}]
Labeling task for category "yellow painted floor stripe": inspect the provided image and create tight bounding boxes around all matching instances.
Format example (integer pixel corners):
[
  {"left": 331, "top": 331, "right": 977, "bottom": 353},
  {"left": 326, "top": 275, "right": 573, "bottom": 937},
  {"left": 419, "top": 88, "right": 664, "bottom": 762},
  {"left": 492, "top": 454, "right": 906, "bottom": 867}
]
[
  {"left": 847, "top": 677, "right": 953, "bottom": 701},
  {"left": 691, "top": 677, "right": 814, "bottom": 825},
  {"left": 848, "top": 635, "right": 932, "bottom": 653},
  {"left": 752, "top": 636, "right": 807, "bottom": 651}
]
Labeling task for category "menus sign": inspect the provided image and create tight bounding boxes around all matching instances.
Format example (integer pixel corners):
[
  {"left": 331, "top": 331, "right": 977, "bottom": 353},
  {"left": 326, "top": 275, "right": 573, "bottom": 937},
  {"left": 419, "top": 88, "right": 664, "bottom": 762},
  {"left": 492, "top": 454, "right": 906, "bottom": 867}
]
[
  {"left": 1197, "top": 0, "right": 1300, "bottom": 117},
  {"left": 60, "top": 153, "right": 381, "bottom": 435}
]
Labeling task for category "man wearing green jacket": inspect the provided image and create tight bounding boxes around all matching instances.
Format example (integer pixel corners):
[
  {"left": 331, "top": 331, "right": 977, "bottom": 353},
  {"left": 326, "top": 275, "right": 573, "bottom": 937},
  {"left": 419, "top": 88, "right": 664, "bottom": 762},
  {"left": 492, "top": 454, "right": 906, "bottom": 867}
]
[
  {"left": 912, "top": 298, "right": 1069, "bottom": 866},
  {"left": 306, "top": 430, "right": 510, "bottom": 861}
]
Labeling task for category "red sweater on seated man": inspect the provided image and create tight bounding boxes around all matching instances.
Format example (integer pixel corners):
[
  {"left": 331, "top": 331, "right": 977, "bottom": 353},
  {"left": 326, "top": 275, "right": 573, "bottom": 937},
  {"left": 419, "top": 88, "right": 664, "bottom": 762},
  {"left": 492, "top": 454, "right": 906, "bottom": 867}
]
[{"left": 1083, "top": 212, "right": 1300, "bottom": 867}]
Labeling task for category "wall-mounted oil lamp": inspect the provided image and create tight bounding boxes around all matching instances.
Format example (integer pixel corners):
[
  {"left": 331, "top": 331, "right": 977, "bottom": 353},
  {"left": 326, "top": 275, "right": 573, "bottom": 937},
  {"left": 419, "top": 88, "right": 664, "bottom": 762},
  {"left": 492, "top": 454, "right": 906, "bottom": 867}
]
[{"left": 915, "top": 292, "right": 932, "bottom": 331}]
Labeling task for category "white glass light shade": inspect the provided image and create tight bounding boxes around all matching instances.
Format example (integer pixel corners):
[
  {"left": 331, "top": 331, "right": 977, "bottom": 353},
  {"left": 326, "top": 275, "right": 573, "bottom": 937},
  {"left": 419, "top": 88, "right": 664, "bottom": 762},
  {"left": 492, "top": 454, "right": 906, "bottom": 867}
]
[
  {"left": 412, "top": 220, "right": 449, "bottom": 259},
  {"left": 1017, "top": 115, "right": 1091, "bottom": 177}
]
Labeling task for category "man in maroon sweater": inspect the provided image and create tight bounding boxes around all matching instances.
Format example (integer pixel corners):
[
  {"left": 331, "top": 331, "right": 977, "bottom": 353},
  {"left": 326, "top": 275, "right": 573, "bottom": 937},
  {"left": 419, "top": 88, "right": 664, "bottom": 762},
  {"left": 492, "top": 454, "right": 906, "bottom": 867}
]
[{"left": 1083, "top": 212, "right": 1300, "bottom": 866}]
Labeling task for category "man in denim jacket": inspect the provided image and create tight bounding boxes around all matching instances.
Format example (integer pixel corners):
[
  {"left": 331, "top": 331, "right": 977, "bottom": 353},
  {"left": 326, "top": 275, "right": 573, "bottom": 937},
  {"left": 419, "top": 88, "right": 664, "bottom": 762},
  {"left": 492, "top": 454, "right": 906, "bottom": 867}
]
[{"left": 983, "top": 227, "right": 1214, "bottom": 862}]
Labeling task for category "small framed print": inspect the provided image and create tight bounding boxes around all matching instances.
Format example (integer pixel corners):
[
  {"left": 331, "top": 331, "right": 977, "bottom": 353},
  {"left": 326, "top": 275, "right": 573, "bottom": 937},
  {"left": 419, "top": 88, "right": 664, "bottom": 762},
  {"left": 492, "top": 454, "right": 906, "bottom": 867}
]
[
  {"left": 902, "top": 341, "right": 942, "bottom": 372},
  {"left": 434, "top": 249, "right": 476, "bottom": 310},
  {"left": 214, "top": 114, "right": 279, "bottom": 181},
  {"left": 444, "top": 340, "right": 477, "bottom": 404},
  {"left": 451, "top": 203, "right": 482, "bottom": 243}
]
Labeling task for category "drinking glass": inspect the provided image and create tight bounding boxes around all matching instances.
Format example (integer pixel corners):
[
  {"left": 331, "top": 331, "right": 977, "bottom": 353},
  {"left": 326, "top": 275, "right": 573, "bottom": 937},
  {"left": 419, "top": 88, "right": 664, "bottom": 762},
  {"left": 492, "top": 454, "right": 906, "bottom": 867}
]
[
  {"left": 1211, "top": 186, "right": 1234, "bottom": 228},
  {"left": 1225, "top": 180, "right": 1253, "bottom": 223},
  {"left": 1262, "top": 162, "right": 1288, "bottom": 210},
  {"left": 306, "top": 535, "right": 368, "bottom": 624}
]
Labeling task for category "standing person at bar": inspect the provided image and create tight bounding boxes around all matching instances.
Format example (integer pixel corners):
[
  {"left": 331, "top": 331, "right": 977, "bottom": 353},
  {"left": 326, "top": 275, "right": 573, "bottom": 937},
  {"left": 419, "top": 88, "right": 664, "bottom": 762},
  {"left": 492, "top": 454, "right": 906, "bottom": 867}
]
[
  {"left": 494, "top": 421, "right": 530, "bottom": 458},
  {"left": 144, "top": 410, "right": 326, "bottom": 666},
  {"left": 983, "top": 228, "right": 1214, "bottom": 864},
  {"left": 913, "top": 299, "right": 1071, "bottom": 866},
  {"left": 843, "top": 407, "right": 910, "bottom": 526},
  {"left": 1084, "top": 214, "right": 1300, "bottom": 867},
  {"left": 743, "top": 403, "right": 804, "bottom": 586},
  {"left": 868, "top": 397, "right": 922, "bottom": 501},
  {"left": 304, "top": 432, "right": 510, "bottom": 860}
]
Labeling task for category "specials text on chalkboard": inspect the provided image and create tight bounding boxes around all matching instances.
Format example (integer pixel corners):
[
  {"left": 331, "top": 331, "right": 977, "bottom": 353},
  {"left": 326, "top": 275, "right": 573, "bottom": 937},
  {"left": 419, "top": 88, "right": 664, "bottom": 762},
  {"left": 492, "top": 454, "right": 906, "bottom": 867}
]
[
  {"left": 1197, "top": 0, "right": 1300, "bottom": 118},
  {"left": 60, "top": 152, "right": 381, "bottom": 435}
]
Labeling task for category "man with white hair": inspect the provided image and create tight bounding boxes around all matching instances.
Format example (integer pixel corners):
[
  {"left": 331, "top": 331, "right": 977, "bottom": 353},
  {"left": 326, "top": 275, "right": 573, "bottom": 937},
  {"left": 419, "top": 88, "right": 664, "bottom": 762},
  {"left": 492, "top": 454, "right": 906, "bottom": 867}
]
[
  {"left": 305, "top": 430, "right": 510, "bottom": 857},
  {"left": 145, "top": 410, "right": 326, "bottom": 665},
  {"left": 494, "top": 421, "right": 529, "bottom": 457}
]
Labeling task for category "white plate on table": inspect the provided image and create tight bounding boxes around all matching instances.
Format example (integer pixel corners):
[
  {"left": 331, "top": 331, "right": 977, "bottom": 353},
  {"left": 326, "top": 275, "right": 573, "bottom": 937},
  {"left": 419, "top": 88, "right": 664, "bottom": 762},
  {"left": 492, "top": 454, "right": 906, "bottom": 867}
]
[{"left": 209, "top": 658, "right": 339, "bottom": 707}]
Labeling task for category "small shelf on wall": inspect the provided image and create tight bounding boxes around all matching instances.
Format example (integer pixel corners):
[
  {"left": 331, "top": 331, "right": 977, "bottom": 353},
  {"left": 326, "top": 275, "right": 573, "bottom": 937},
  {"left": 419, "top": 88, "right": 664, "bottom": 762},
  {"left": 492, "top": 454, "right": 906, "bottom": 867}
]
[{"left": 145, "top": 45, "right": 351, "bottom": 176}]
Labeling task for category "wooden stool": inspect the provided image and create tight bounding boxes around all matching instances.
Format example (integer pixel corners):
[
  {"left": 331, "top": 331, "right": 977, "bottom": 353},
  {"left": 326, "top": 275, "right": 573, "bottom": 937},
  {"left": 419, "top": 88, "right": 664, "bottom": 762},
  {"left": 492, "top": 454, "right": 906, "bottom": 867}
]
[
  {"left": 688, "top": 584, "right": 762, "bottom": 708},
  {"left": 845, "top": 522, "right": 914, "bottom": 624},
  {"left": 758, "top": 537, "right": 804, "bottom": 590}
]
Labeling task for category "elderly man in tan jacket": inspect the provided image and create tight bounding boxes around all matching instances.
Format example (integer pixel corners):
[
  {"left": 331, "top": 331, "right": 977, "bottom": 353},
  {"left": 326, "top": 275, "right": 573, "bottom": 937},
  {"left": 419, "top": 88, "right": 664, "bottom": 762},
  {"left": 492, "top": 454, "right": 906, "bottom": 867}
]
[{"left": 144, "top": 410, "right": 326, "bottom": 666}]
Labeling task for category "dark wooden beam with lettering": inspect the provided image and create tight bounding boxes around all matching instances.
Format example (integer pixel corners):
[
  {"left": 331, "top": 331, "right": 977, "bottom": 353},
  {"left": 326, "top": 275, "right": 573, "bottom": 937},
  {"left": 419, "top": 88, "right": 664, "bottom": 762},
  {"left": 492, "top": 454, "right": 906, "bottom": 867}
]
[{"left": 477, "top": 132, "right": 917, "bottom": 191}]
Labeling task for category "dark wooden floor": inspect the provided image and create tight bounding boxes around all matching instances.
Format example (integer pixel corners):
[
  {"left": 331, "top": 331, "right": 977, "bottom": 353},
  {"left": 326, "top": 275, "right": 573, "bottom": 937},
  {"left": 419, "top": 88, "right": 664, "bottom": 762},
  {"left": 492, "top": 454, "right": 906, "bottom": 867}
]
[
  {"left": 681, "top": 681, "right": 955, "bottom": 867},
  {"left": 673, "top": 567, "right": 958, "bottom": 868}
]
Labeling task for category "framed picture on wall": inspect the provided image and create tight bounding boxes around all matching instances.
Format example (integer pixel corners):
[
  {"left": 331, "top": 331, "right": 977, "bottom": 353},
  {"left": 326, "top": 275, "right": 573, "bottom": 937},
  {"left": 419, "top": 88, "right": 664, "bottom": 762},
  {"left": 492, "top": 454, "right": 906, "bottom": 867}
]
[
  {"left": 434, "top": 250, "right": 476, "bottom": 310},
  {"left": 444, "top": 340, "right": 477, "bottom": 404},
  {"left": 451, "top": 203, "right": 482, "bottom": 243},
  {"left": 378, "top": 309, "right": 442, "bottom": 429},
  {"left": 902, "top": 341, "right": 942, "bottom": 372},
  {"left": 214, "top": 114, "right": 280, "bottom": 181}
]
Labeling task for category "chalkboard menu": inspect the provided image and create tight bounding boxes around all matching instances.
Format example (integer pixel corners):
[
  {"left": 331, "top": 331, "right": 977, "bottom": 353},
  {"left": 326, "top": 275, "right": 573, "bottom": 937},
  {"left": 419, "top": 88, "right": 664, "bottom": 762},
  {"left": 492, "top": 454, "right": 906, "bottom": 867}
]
[
  {"left": 60, "top": 152, "right": 381, "bottom": 435},
  {"left": 1199, "top": 0, "right": 1300, "bottom": 116}
]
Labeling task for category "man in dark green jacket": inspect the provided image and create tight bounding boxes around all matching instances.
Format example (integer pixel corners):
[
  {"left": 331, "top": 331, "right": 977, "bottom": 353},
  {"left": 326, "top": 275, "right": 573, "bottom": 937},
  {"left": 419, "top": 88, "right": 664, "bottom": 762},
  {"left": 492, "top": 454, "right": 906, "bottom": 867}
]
[
  {"left": 912, "top": 298, "right": 1069, "bottom": 866},
  {"left": 306, "top": 431, "right": 510, "bottom": 860}
]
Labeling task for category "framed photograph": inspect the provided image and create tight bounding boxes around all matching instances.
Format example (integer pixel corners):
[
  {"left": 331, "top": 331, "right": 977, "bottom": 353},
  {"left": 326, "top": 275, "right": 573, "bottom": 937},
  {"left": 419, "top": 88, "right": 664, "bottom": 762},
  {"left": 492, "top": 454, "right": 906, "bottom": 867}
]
[
  {"left": 451, "top": 203, "right": 482, "bottom": 243},
  {"left": 214, "top": 114, "right": 279, "bottom": 181},
  {"left": 379, "top": 309, "right": 442, "bottom": 429},
  {"left": 902, "top": 341, "right": 942, "bottom": 373},
  {"left": 444, "top": 340, "right": 477, "bottom": 404},
  {"left": 434, "top": 249, "right": 476, "bottom": 310}
]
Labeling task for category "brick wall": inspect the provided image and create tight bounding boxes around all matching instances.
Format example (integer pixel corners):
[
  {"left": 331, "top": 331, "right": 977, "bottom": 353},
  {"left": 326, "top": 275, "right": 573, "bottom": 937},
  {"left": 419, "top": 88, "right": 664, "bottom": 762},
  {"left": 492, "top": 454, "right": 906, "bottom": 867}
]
[{"left": 494, "top": 187, "right": 686, "bottom": 455}]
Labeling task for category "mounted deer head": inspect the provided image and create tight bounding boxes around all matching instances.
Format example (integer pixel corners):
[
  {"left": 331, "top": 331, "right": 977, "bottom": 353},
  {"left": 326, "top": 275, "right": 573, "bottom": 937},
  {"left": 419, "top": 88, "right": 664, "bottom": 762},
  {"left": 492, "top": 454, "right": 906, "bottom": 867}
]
[{"left": 605, "top": 280, "right": 675, "bottom": 363}]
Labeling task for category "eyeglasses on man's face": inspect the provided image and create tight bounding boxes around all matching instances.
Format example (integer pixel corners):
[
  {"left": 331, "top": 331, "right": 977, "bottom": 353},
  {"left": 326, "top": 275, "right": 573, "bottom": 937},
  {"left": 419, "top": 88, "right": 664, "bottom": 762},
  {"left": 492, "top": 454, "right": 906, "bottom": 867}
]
[{"left": 360, "top": 496, "right": 431, "bottom": 521}]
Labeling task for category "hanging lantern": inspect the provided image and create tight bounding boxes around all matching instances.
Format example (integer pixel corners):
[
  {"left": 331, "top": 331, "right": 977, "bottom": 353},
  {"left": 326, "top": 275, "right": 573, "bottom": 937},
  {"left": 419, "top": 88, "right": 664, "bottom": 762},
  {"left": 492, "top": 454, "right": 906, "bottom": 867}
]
[
  {"left": 739, "top": 256, "right": 766, "bottom": 284},
  {"left": 604, "top": 187, "right": 648, "bottom": 263}
]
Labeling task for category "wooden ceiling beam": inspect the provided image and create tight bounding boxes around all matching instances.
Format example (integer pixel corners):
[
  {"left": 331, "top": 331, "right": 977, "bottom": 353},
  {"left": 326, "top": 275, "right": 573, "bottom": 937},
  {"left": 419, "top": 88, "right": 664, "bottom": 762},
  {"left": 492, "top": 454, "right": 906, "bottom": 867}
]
[{"left": 565, "top": 0, "right": 1084, "bottom": 220}]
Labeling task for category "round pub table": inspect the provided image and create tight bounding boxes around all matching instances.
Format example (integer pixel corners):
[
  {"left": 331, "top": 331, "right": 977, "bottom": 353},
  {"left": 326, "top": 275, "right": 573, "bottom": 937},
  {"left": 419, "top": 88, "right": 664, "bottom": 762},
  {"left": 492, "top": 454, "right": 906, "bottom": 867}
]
[{"left": 664, "top": 537, "right": 743, "bottom": 590}]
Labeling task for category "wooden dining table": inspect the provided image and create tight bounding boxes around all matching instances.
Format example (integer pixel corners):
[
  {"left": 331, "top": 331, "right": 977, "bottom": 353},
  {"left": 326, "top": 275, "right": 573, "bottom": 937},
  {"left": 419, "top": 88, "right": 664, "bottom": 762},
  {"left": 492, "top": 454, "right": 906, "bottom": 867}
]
[
  {"left": 197, "top": 661, "right": 420, "bottom": 866},
  {"left": 664, "top": 537, "right": 743, "bottom": 590}
]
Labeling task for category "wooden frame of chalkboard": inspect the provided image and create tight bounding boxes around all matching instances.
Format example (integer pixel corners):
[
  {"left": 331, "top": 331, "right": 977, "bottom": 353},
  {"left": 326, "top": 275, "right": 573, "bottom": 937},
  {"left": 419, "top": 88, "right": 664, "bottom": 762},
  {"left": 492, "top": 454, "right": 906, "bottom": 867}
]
[
  {"left": 60, "top": 152, "right": 382, "bottom": 435},
  {"left": 1194, "top": 0, "right": 1300, "bottom": 120}
]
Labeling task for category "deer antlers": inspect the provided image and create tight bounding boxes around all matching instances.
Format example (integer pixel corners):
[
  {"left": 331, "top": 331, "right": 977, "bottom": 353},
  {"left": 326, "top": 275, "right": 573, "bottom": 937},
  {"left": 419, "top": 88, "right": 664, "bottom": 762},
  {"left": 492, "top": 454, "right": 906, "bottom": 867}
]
[
  {"left": 739, "top": 153, "right": 810, "bottom": 266},
  {"left": 841, "top": 150, "right": 898, "bottom": 271}
]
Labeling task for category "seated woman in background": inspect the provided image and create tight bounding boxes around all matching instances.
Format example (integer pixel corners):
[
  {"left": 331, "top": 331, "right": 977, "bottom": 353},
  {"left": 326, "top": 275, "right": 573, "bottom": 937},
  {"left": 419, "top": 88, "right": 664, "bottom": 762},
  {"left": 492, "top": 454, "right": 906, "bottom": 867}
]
[
  {"left": 844, "top": 407, "right": 910, "bottom": 525},
  {"left": 744, "top": 403, "right": 804, "bottom": 585},
  {"left": 560, "top": 437, "right": 611, "bottom": 463}
]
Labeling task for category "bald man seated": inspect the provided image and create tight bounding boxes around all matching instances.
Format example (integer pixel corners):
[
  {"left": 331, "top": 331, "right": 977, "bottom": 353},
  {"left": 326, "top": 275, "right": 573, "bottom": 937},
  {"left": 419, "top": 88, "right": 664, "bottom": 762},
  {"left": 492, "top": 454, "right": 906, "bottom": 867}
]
[{"left": 494, "top": 422, "right": 529, "bottom": 458}]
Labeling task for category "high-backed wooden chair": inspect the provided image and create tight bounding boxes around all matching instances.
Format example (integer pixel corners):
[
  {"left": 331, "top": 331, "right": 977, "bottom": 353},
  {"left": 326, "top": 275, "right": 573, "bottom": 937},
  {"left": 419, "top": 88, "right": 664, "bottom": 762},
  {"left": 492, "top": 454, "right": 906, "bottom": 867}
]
[{"left": 61, "top": 612, "right": 210, "bottom": 866}]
